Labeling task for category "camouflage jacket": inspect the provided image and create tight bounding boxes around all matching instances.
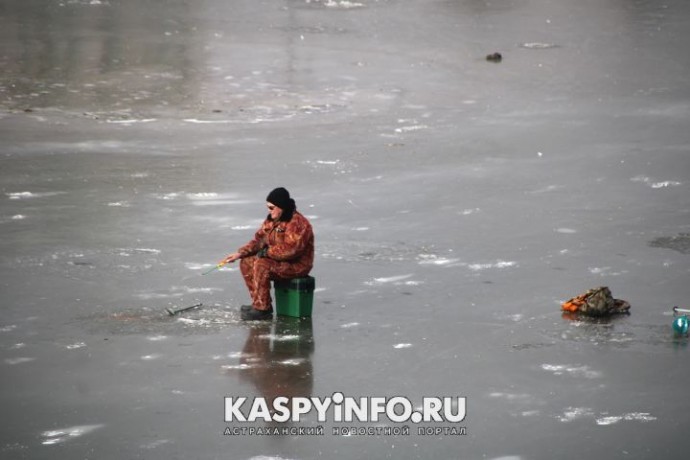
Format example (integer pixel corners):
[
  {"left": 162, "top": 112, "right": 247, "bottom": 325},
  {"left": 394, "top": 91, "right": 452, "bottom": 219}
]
[{"left": 238, "top": 211, "right": 314, "bottom": 270}]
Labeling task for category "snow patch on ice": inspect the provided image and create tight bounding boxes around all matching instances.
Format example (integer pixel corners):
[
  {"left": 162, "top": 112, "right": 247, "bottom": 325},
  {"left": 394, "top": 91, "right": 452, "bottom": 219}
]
[
  {"left": 393, "top": 343, "right": 412, "bottom": 349},
  {"left": 417, "top": 255, "right": 461, "bottom": 266},
  {"left": 631, "top": 175, "right": 682, "bottom": 188},
  {"left": 6, "top": 191, "right": 65, "bottom": 200},
  {"left": 488, "top": 392, "right": 532, "bottom": 402},
  {"left": 258, "top": 334, "right": 300, "bottom": 342},
  {"left": 468, "top": 260, "right": 517, "bottom": 271},
  {"left": 5, "top": 357, "right": 35, "bottom": 365},
  {"left": 558, "top": 407, "right": 595, "bottom": 422},
  {"left": 595, "top": 412, "right": 656, "bottom": 425},
  {"left": 341, "top": 322, "right": 360, "bottom": 328},
  {"left": 541, "top": 364, "right": 601, "bottom": 379},
  {"left": 140, "top": 439, "right": 172, "bottom": 449},
  {"left": 323, "top": 0, "right": 365, "bottom": 9},
  {"left": 147, "top": 335, "right": 168, "bottom": 342},
  {"left": 557, "top": 408, "right": 656, "bottom": 425},
  {"left": 41, "top": 424, "right": 105, "bottom": 445},
  {"left": 365, "top": 274, "right": 413, "bottom": 285},
  {"left": 556, "top": 228, "right": 577, "bottom": 234},
  {"left": 65, "top": 342, "right": 86, "bottom": 350}
]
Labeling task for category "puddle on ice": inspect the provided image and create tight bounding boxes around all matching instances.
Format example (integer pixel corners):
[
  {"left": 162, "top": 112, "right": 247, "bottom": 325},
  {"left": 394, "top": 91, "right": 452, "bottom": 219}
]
[
  {"left": 81, "top": 304, "right": 240, "bottom": 335},
  {"left": 40, "top": 424, "right": 104, "bottom": 445},
  {"left": 648, "top": 233, "right": 690, "bottom": 254}
]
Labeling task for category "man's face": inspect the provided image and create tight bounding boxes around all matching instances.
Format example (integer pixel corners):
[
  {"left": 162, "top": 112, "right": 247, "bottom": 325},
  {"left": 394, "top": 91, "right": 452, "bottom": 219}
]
[{"left": 267, "top": 202, "right": 283, "bottom": 220}]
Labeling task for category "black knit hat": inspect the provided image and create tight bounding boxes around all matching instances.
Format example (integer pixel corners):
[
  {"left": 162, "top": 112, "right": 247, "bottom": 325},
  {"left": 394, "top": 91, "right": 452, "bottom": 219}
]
[
  {"left": 266, "top": 187, "right": 296, "bottom": 221},
  {"left": 266, "top": 187, "right": 291, "bottom": 209}
]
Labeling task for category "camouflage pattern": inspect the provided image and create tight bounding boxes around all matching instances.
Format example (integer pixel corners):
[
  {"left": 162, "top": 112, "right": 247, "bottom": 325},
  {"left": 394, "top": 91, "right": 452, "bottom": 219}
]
[
  {"left": 237, "top": 211, "right": 314, "bottom": 311},
  {"left": 561, "top": 286, "right": 631, "bottom": 317}
]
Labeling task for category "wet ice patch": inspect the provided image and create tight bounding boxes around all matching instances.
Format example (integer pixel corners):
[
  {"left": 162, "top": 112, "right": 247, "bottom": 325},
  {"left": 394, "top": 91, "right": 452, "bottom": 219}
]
[
  {"left": 40, "top": 424, "right": 104, "bottom": 445},
  {"left": 541, "top": 364, "right": 601, "bottom": 379},
  {"left": 649, "top": 233, "right": 690, "bottom": 254},
  {"left": 136, "top": 285, "right": 221, "bottom": 300},
  {"left": 0, "top": 325, "right": 18, "bottom": 332},
  {"left": 65, "top": 342, "right": 86, "bottom": 350}
]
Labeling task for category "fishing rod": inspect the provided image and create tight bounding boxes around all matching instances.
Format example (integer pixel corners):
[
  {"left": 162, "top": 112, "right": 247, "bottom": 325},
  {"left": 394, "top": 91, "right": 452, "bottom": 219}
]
[
  {"left": 201, "top": 256, "right": 235, "bottom": 275},
  {"left": 201, "top": 262, "right": 226, "bottom": 275},
  {"left": 166, "top": 303, "right": 203, "bottom": 316}
]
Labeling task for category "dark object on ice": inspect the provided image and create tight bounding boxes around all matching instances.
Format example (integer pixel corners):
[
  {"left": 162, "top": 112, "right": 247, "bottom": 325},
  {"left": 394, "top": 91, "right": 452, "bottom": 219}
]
[
  {"left": 241, "top": 307, "right": 274, "bottom": 321},
  {"left": 649, "top": 233, "right": 690, "bottom": 254},
  {"left": 486, "top": 52, "right": 502, "bottom": 62},
  {"left": 165, "top": 303, "right": 202, "bottom": 316},
  {"left": 561, "top": 287, "right": 630, "bottom": 317}
]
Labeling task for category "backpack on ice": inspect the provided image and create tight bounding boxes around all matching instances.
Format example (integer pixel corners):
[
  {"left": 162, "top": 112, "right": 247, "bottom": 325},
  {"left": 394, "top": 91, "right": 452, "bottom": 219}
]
[{"left": 561, "top": 286, "right": 630, "bottom": 317}]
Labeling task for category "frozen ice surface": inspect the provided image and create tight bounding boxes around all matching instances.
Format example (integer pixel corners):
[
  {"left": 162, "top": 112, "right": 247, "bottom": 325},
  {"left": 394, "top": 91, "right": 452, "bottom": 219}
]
[{"left": 1, "top": 0, "right": 690, "bottom": 458}]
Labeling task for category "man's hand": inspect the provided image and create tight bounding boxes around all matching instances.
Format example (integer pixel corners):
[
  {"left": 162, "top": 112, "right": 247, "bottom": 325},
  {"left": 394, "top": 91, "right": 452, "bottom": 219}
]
[{"left": 223, "top": 253, "right": 241, "bottom": 264}]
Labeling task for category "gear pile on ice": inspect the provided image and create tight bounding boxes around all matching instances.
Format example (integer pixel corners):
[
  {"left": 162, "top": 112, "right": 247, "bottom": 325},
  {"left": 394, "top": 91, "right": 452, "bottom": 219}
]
[{"left": 561, "top": 286, "right": 631, "bottom": 317}]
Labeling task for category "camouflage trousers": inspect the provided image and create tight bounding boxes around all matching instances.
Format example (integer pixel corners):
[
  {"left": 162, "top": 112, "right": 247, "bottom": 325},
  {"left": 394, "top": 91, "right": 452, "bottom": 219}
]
[{"left": 239, "top": 256, "right": 312, "bottom": 311}]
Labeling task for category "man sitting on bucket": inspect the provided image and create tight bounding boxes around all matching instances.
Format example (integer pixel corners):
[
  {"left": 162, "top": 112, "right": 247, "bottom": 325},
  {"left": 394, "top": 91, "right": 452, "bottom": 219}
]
[{"left": 223, "top": 187, "right": 314, "bottom": 321}]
